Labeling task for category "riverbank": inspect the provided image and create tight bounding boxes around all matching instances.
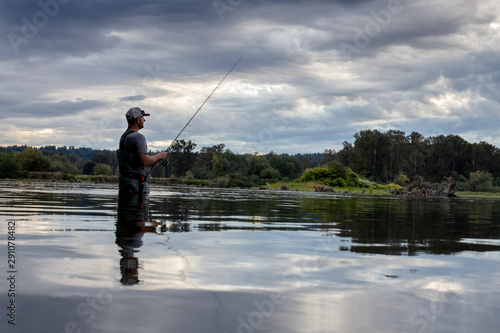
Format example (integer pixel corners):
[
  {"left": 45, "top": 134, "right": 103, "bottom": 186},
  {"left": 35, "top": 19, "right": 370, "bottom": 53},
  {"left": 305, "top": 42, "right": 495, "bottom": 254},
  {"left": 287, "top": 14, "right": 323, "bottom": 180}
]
[
  {"left": 263, "top": 181, "right": 393, "bottom": 195},
  {"left": 5, "top": 172, "right": 500, "bottom": 199},
  {"left": 265, "top": 181, "right": 500, "bottom": 198}
]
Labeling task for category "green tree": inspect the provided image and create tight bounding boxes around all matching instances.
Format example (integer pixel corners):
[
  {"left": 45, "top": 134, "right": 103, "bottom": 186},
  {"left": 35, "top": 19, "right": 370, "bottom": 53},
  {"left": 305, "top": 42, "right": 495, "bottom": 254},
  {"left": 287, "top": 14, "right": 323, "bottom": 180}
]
[
  {"left": 386, "top": 129, "right": 408, "bottom": 182},
  {"left": 352, "top": 130, "right": 390, "bottom": 182},
  {"left": 336, "top": 141, "right": 354, "bottom": 168},
  {"left": 426, "top": 134, "right": 469, "bottom": 181},
  {"left": 468, "top": 142, "right": 497, "bottom": 175},
  {"left": 0, "top": 152, "right": 20, "bottom": 178},
  {"left": 192, "top": 143, "right": 226, "bottom": 179},
  {"left": 82, "top": 161, "right": 97, "bottom": 175},
  {"left": 407, "top": 131, "right": 425, "bottom": 178},
  {"left": 212, "top": 154, "right": 230, "bottom": 177},
  {"left": 16, "top": 147, "right": 51, "bottom": 172},
  {"left": 320, "top": 149, "right": 336, "bottom": 166},
  {"left": 468, "top": 170, "right": 494, "bottom": 192},
  {"left": 92, "top": 151, "right": 118, "bottom": 174},
  {"left": 49, "top": 152, "right": 80, "bottom": 174},
  {"left": 248, "top": 155, "right": 270, "bottom": 177},
  {"left": 269, "top": 154, "right": 302, "bottom": 179},
  {"left": 300, "top": 157, "right": 311, "bottom": 170},
  {"left": 169, "top": 140, "right": 197, "bottom": 177},
  {"left": 67, "top": 153, "right": 85, "bottom": 172},
  {"left": 94, "top": 163, "right": 113, "bottom": 176},
  {"left": 221, "top": 150, "right": 247, "bottom": 178},
  {"left": 260, "top": 166, "right": 280, "bottom": 179}
]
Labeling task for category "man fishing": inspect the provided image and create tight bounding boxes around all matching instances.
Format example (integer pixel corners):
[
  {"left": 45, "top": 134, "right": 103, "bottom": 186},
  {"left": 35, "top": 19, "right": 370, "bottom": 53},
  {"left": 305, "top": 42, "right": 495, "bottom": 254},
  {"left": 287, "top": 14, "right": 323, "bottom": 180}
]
[
  {"left": 117, "top": 107, "right": 168, "bottom": 197},
  {"left": 117, "top": 56, "right": 242, "bottom": 197}
]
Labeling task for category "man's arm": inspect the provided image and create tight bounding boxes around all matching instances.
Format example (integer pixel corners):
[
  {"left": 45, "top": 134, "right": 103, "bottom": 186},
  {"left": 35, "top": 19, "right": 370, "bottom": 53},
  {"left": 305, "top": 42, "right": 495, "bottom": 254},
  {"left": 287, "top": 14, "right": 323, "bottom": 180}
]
[{"left": 138, "top": 151, "right": 168, "bottom": 167}]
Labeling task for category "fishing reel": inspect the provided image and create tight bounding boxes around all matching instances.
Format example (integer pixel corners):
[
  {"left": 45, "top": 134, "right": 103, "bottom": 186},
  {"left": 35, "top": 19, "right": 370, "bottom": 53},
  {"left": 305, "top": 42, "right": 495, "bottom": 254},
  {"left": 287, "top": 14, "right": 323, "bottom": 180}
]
[{"left": 158, "top": 157, "right": 170, "bottom": 166}]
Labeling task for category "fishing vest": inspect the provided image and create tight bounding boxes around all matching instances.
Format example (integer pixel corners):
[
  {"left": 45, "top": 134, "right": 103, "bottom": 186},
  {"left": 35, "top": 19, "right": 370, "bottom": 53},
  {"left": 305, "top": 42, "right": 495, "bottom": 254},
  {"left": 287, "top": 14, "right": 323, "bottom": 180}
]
[{"left": 117, "top": 130, "right": 149, "bottom": 181}]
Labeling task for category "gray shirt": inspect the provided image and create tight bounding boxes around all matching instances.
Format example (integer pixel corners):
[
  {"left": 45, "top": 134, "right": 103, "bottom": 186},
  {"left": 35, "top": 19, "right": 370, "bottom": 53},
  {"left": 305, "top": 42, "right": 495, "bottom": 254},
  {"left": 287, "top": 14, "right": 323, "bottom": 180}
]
[{"left": 118, "top": 129, "right": 151, "bottom": 180}]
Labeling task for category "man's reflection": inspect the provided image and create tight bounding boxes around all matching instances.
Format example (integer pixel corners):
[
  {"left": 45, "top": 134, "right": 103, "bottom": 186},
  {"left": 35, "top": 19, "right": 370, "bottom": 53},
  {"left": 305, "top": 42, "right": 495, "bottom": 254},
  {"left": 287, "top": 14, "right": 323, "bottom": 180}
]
[
  {"left": 115, "top": 191, "right": 191, "bottom": 285},
  {"left": 115, "top": 192, "right": 160, "bottom": 285}
]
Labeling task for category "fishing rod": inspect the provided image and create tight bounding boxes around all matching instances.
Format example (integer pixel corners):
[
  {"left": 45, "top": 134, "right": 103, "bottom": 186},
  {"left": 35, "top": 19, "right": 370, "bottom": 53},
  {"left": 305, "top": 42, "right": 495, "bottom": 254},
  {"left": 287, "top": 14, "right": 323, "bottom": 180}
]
[{"left": 149, "top": 54, "right": 244, "bottom": 174}]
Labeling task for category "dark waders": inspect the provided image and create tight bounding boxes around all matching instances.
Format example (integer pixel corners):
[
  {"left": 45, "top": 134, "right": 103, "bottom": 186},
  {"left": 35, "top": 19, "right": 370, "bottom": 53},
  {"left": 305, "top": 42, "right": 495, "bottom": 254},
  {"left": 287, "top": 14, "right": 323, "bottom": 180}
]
[
  {"left": 117, "top": 130, "right": 150, "bottom": 208},
  {"left": 116, "top": 178, "right": 150, "bottom": 285}
]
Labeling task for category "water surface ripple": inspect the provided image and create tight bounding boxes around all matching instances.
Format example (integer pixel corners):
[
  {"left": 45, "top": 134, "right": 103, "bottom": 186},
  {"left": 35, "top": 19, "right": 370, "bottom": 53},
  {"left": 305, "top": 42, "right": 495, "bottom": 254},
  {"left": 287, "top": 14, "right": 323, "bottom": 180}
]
[{"left": 0, "top": 181, "right": 499, "bottom": 333}]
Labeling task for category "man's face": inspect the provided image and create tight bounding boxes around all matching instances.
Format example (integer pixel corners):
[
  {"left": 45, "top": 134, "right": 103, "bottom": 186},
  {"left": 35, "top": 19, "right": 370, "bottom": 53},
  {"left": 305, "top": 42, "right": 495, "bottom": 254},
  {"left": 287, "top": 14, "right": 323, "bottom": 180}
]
[{"left": 137, "top": 116, "right": 145, "bottom": 129}]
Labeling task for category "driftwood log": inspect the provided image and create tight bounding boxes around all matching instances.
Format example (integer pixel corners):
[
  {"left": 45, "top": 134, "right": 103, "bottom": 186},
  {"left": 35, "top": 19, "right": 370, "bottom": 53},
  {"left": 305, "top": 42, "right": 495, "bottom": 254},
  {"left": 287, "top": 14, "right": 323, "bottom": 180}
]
[
  {"left": 390, "top": 176, "right": 456, "bottom": 197},
  {"left": 314, "top": 186, "right": 335, "bottom": 193},
  {"left": 434, "top": 177, "right": 456, "bottom": 197}
]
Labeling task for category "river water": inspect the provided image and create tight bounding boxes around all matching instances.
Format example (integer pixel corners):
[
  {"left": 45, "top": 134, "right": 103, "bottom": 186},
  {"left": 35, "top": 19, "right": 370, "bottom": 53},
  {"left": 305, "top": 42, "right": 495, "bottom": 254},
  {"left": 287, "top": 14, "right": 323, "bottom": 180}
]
[{"left": 0, "top": 180, "right": 499, "bottom": 333}]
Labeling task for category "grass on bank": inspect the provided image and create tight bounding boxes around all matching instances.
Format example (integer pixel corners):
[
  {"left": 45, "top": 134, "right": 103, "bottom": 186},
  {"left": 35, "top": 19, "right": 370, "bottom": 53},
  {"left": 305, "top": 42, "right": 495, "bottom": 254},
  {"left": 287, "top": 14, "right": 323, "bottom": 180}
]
[
  {"left": 454, "top": 191, "right": 500, "bottom": 198},
  {"left": 263, "top": 181, "right": 396, "bottom": 196},
  {"left": 8, "top": 172, "right": 500, "bottom": 199},
  {"left": 261, "top": 181, "right": 500, "bottom": 198}
]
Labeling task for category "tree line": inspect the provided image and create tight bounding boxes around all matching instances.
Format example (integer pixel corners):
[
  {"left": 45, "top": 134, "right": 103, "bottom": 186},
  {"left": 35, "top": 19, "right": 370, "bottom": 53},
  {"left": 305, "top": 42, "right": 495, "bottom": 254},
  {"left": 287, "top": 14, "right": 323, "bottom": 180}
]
[
  {"left": 150, "top": 140, "right": 304, "bottom": 187},
  {"left": 0, "top": 141, "right": 308, "bottom": 187},
  {"left": 2, "top": 129, "right": 500, "bottom": 191},
  {"left": 332, "top": 129, "right": 500, "bottom": 191}
]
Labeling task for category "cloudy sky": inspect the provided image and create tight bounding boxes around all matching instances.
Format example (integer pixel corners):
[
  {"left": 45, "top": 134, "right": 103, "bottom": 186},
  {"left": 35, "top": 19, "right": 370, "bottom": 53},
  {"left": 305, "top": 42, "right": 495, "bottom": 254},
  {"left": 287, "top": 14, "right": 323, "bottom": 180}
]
[{"left": 1, "top": 0, "right": 499, "bottom": 154}]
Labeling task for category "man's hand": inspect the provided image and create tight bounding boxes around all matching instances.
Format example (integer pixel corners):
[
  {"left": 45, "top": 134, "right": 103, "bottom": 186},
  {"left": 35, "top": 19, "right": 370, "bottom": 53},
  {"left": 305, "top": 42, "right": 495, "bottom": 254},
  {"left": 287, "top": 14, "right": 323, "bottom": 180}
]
[
  {"left": 158, "top": 151, "right": 168, "bottom": 160},
  {"left": 138, "top": 151, "right": 168, "bottom": 167}
]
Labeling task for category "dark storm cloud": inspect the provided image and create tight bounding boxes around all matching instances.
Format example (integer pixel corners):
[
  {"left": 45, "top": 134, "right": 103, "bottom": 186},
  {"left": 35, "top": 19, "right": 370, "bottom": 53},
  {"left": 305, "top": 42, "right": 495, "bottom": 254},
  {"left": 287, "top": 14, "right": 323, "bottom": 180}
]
[
  {"left": 0, "top": 0, "right": 499, "bottom": 152},
  {"left": 5, "top": 99, "right": 105, "bottom": 118},
  {"left": 2, "top": 1, "right": 218, "bottom": 59},
  {"left": 120, "top": 95, "right": 147, "bottom": 102}
]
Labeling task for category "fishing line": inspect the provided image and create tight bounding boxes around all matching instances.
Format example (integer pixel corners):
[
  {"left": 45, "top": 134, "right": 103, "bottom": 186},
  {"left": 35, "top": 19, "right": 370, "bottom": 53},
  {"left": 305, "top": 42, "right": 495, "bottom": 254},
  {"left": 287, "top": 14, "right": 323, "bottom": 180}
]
[
  {"left": 166, "top": 54, "right": 244, "bottom": 153},
  {"left": 148, "top": 54, "right": 244, "bottom": 176}
]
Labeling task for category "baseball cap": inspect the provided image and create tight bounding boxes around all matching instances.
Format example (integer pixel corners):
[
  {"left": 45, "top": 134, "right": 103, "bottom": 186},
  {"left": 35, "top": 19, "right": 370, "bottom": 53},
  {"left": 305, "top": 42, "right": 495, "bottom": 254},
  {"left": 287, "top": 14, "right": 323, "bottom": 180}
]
[{"left": 125, "top": 107, "right": 150, "bottom": 119}]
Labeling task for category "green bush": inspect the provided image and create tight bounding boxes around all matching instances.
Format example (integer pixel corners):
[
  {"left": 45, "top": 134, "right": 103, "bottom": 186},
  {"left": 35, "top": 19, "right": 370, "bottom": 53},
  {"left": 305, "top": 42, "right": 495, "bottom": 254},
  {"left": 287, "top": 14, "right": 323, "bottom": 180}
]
[
  {"left": 385, "top": 183, "right": 403, "bottom": 190},
  {"left": 248, "top": 156, "right": 269, "bottom": 177},
  {"left": 63, "top": 173, "right": 78, "bottom": 182},
  {"left": 214, "top": 176, "right": 230, "bottom": 187},
  {"left": 83, "top": 161, "right": 97, "bottom": 175},
  {"left": 468, "top": 171, "right": 494, "bottom": 192},
  {"left": 93, "top": 163, "right": 113, "bottom": 176},
  {"left": 16, "top": 147, "right": 51, "bottom": 172},
  {"left": 269, "top": 155, "right": 302, "bottom": 179},
  {"left": 184, "top": 170, "right": 195, "bottom": 180},
  {"left": 0, "top": 152, "right": 20, "bottom": 178},
  {"left": 299, "top": 161, "right": 364, "bottom": 188},
  {"left": 248, "top": 174, "right": 262, "bottom": 186},
  {"left": 395, "top": 172, "right": 409, "bottom": 186},
  {"left": 212, "top": 155, "right": 230, "bottom": 177},
  {"left": 347, "top": 176, "right": 360, "bottom": 187},
  {"left": 50, "top": 154, "right": 80, "bottom": 174},
  {"left": 260, "top": 167, "right": 280, "bottom": 179},
  {"left": 299, "top": 168, "right": 340, "bottom": 187},
  {"left": 229, "top": 178, "right": 249, "bottom": 188},
  {"left": 325, "top": 161, "right": 349, "bottom": 179}
]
